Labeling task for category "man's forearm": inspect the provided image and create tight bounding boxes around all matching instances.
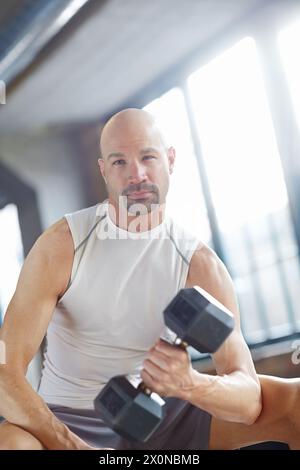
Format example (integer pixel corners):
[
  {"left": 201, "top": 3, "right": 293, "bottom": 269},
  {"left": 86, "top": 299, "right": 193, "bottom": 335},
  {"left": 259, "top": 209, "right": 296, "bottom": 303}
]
[
  {"left": 181, "top": 369, "right": 262, "bottom": 424},
  {"left": 0, "top": 368, "right": 92, "bottom": 449}
]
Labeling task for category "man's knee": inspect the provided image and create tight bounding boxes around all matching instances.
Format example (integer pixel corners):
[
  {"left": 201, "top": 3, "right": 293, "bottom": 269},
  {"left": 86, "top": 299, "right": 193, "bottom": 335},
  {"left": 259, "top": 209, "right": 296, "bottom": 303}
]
[{"left": 0, "top": 422, "right": 45, "bottom": 450}]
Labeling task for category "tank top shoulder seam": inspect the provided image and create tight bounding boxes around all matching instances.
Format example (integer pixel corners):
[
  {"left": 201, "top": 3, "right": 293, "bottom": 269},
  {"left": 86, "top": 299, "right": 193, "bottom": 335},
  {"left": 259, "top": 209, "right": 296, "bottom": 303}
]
[{"left": 75, "top": 214, "right": 106, "bottom": 252}]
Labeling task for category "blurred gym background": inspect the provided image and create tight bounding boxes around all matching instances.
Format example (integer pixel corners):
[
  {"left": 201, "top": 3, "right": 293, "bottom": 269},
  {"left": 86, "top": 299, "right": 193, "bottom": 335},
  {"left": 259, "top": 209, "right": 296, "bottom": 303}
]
[{"left": 0, "top": 0, "right": 300, "bottom": 447}]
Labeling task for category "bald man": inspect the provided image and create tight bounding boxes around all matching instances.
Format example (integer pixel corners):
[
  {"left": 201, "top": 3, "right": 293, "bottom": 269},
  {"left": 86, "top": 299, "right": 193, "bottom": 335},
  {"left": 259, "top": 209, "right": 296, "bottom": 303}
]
[{"left": 0, "top": 107, "right": 295, "bottom": 450}]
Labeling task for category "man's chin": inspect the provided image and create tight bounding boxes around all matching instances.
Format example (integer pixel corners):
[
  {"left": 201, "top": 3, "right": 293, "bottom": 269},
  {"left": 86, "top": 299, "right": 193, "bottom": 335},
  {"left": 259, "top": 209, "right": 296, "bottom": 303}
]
[{"left": 127, "top": 200, "right": 160, "bottom": 215}]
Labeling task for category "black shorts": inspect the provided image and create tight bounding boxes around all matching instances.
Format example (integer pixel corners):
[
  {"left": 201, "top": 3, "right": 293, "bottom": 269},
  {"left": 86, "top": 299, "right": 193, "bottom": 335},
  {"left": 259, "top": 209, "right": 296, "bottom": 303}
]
[{"left": 48, "top": 397, "right": 211, "bottom": 450}]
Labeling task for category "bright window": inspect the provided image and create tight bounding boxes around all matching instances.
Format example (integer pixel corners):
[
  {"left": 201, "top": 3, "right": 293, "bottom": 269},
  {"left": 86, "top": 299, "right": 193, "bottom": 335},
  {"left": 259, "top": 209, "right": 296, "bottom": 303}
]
[
  {"left": 278, "top": 19, "right": 300, "bottom": 132},
  {"left": 187, "top": 37, "right": 288, "bottom": 233},
  {"left": 187, "top": 37, "right": 299, "bottom": 342},
  {"left": 0, "top": 204, "right": 23, "bottom": 321},
  {"left": 144, "top": 88, "right": 211, "bottom": 244}
]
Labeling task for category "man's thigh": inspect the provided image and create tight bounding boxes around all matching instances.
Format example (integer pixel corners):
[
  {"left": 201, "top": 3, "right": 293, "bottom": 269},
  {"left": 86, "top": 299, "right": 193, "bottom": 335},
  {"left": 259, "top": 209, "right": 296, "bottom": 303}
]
[{"left": 209, "top": 414, "right": 289, "bottom": 449}]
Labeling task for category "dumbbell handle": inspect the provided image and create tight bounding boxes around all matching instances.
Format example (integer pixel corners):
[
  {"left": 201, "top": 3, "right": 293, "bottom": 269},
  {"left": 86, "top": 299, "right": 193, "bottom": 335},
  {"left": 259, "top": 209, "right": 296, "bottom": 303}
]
[{"left": 137, "top": 339, "right": 188, "bottom": 396}]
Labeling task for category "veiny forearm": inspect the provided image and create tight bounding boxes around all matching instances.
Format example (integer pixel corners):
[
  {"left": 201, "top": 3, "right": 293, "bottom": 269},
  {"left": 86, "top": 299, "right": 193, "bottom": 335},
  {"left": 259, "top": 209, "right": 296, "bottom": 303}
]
[
  {"left": 0, "top": 368, "right": 91, "bottom": 449},
  {"left": 182, "top": 369, "right": 262, "bottom": 424}
]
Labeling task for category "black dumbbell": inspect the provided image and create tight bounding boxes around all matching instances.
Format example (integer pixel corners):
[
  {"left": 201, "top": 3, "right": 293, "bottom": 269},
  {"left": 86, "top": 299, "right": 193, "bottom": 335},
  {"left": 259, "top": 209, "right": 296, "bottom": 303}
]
[{"left": 94, "top": 286, "right": 235, "bottom": 442}]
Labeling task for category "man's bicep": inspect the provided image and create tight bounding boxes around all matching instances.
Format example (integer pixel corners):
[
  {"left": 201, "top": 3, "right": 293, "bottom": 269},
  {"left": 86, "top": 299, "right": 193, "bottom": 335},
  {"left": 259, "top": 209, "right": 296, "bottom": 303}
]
[
  {"left": 188, "top": 245, "right": 255, "bottom": 377},
  {"left": 206, "top": 257, "right": 256, "bottom": 377},
  {"left": 207, "top": 260, "right": 258, "bottom": 378},
  {"left": 212, "top": 329, "right": 256, "bottom": 378},
  {"left": 0, "top": 219, "right": 73, "bottom": 372}
]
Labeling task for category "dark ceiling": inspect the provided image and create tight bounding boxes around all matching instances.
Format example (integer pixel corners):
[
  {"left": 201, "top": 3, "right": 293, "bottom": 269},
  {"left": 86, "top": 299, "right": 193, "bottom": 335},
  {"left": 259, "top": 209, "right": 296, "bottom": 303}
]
[{"left": 0, "top": 0, "right": 299, "bottom": 134}]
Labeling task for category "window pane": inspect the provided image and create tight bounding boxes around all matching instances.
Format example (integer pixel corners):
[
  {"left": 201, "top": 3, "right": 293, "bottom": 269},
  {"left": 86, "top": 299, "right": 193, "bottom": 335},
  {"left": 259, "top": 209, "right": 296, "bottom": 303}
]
[
  {"left": 0, "top": 204, "right": 23, "bottom": 322},
  {"left": 0, "top": 205, "right": 42, "bottom": 389},
  {"left": 235, "top": 275, "right": 267, "bottom": 343},
  {"left": 144, "top": 87, "right": 211, "bottom": 244},
  {"left": 187, "top": 37, "right": 299, "bottom": 340},
  {"left": 278, "top": 19, "right": 300, "bottom": 132},
  {"left": 188, "top": 37, "right": 288, "bottom": 232}
]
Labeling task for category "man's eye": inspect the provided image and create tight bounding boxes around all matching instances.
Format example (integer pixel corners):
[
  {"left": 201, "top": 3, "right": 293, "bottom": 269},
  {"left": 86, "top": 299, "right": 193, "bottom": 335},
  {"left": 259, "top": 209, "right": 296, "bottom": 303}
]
[
  {"left": 144, "top": 155, "right": 156, "bottom": 160},
  {"left": 112, "top": 159, "right": 125, "bottom": 166}
]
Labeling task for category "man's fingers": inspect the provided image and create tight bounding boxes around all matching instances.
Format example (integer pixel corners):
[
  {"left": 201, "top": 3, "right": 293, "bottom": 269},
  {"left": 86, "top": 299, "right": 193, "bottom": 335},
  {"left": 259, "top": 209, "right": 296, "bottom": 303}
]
[
  {"left": 155, "top": 338, "right": 186, "bottom": 358},
  {"left": 140, "top": 369, "right": 156, "bottom": 389},
  {"left": 147, "top": 349, "right": 169, "bottom": 370},
  {"left": 143, "top": 358, "right": 166, "bottom": 378}
]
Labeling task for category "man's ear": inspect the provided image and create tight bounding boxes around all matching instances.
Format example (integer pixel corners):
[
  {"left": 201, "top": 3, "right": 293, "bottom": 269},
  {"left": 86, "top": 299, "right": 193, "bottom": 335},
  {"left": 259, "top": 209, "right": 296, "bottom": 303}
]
[
  {"left": 98, "top": 158, "right": 107, "bottom": 183},
  {"left": 167, "top": 147, "right": 176, "bottom": 174}
]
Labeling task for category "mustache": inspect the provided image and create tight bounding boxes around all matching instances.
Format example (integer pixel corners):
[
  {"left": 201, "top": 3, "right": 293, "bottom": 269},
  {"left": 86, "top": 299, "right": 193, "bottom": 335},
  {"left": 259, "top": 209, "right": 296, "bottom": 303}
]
[{"left": 123, "top": 184, "right": 158, "bottom": 195}]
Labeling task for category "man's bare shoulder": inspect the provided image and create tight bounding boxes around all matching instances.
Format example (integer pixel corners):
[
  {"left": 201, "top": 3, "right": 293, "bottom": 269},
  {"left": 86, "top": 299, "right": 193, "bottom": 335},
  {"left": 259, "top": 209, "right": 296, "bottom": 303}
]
[
  {"left": 18, "top": 218, "right": 74, "bottom": 300},
  {"left": 186, "top": 243, "right": 239, "bottom": 316},
  {"left": 35, "top": 218, "right": 73, "bottom": 257},
  {"left": 24, "top": 218, "right": 74, "bottom": 286},
  {"left": 186, "top": 243, "right": 222, "bottom": 287},
  {"left": 44, "top": 217, "right": 72, "bottom": 241}
]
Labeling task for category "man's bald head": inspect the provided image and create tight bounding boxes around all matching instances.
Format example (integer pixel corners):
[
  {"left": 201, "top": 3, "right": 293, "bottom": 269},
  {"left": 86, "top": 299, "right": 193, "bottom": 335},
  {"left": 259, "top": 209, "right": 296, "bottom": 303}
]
[
  {"left": 98, "top": 107, "right": 175, "bottom": 217},
  {"left": 100, "top": 108, "right": 167, "bottom": 158}
]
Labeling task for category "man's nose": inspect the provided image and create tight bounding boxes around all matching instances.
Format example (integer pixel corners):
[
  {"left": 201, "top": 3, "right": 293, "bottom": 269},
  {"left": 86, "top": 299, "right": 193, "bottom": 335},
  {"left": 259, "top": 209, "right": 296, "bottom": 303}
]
[{"left": 128, "top": 161, "right": 147, "bottom": 183}]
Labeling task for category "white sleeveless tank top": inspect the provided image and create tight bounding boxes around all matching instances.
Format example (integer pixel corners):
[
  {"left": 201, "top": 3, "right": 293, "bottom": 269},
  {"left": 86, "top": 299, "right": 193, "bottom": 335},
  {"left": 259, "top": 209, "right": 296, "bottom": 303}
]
[{"left": 38, "top": 200, "right": 202, "bottom": 409}]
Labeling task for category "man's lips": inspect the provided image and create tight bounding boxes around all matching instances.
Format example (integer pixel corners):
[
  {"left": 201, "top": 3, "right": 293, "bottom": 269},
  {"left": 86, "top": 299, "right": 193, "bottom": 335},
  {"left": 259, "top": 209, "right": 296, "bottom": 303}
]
[{"left": 127, "top": 191, "right": 153, "bottom": 199}]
